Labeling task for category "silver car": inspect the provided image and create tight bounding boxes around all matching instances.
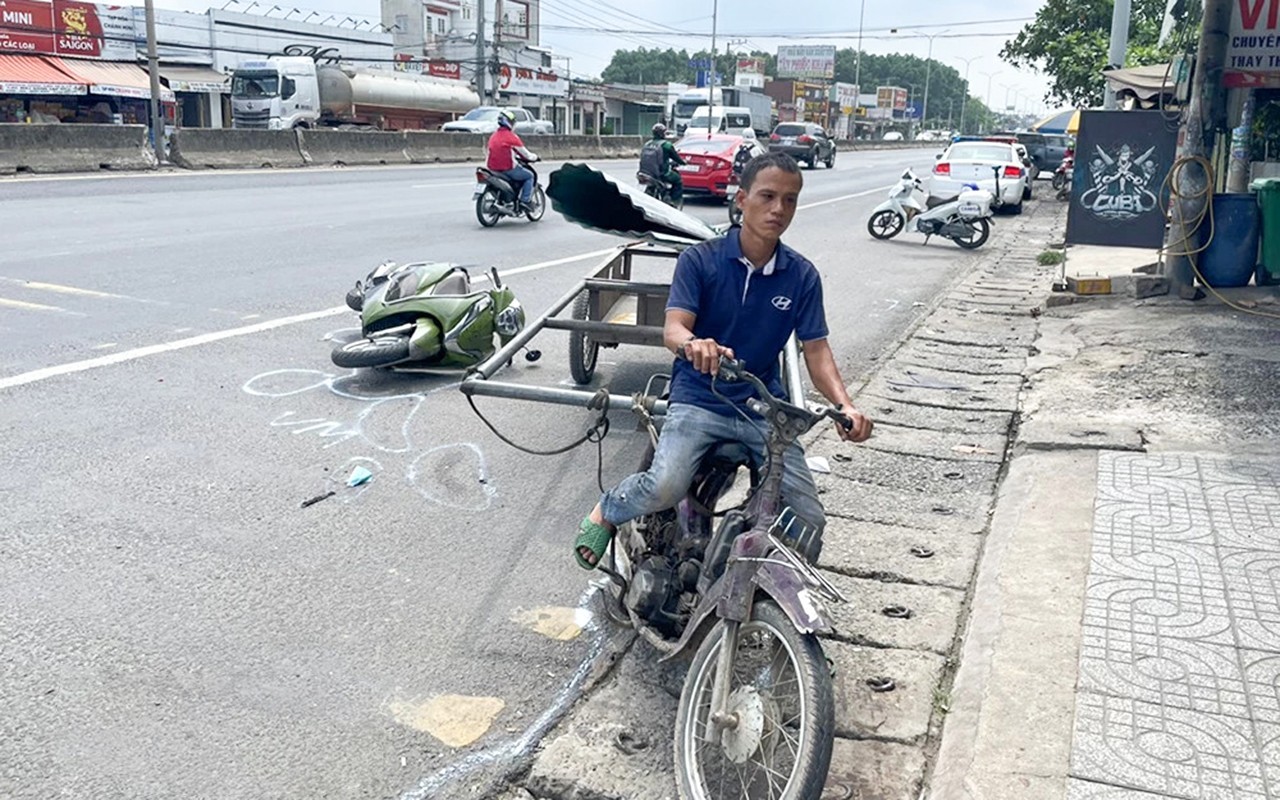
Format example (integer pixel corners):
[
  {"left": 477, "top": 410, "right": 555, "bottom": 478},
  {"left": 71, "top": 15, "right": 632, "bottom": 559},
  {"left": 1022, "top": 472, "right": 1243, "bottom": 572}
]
[
  {"left": 928, "top": 140, "right": 1030, "bottom": 215},
  {"left": 441, "top": 106, "right": 553, "bottom": 135}
]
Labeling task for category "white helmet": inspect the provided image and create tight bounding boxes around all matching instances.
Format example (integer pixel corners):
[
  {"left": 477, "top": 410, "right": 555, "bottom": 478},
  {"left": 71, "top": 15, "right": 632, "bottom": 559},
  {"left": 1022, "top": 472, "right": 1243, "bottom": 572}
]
[{"left": 741, "top": 128, "right": 756, "bottom": 140}]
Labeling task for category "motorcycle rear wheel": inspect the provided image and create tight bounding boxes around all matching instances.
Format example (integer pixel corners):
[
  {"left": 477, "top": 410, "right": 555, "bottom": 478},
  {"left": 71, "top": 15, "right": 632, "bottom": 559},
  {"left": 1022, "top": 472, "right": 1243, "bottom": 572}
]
[
  {"left": 476, "top": 188, "right": 502, "bottom": 227},
  {"left": 525, "top": 186, "right": 547, "bottom": 222},
  {"left": 953, "top": 217, "right": 991, "bottom": 250},
  {"left": 331, "top": 335, "right": 412, "bottom": 368},
  {"left": 674, "top": 600, "right": 834, "bottom": 800},
  {"left": 728, "top": 201, "right": 743, "bottom": 226},
  {"left": 867, "top": 209, "right": 904, "bottom": 240},
  {"left": 1051, "top": 172, "right": 1066, "bottom": 191}
]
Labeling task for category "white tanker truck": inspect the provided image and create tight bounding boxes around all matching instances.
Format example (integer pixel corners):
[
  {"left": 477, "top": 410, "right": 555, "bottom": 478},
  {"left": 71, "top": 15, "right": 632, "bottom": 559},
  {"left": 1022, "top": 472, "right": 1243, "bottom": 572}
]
[{"left": 230, "top": 56, "right": 479, "bottom": 131}]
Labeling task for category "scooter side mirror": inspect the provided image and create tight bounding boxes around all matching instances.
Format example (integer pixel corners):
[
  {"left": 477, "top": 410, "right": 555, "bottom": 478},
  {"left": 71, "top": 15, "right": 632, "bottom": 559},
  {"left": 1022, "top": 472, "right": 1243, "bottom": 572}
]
[
  {"left": 935, "top": 153, "right": 943, "bottom": 160},
  {"left": 489, "top": 266, "right": 503, "bottom": 288}
]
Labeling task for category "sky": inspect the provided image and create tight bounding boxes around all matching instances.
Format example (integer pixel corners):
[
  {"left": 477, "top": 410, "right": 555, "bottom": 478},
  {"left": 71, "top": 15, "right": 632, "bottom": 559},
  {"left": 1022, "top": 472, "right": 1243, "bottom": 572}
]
[{"left": 148, "top": 0, "right": 1065, "bottom": 115}]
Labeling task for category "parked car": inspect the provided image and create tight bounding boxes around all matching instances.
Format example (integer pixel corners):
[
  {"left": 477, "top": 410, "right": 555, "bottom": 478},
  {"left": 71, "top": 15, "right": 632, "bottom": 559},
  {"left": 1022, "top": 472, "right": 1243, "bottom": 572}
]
[
  {"left": 882, "top": 131, "right": 904, "bottom": 142},
  {"left": 994, "top": 130, "right": 1075, "bottom": 175},
  {"left": 766, "top": 122, "right": 836, "bottom": 169},
  {"left": 929, "top": 139, "right": 1030, "bottom": 214},
  {"left": 441, "top": 106, "right": 552, "bottom": 135},
  {"left": 675, "top": 133, "right": 766, "bottom": 200}
]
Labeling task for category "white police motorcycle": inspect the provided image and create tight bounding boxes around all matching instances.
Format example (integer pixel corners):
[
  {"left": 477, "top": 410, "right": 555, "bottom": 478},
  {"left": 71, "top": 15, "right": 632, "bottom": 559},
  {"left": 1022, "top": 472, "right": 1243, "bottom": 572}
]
[{"left": 866, "top": 169, "right": 999, "bottom": 250}]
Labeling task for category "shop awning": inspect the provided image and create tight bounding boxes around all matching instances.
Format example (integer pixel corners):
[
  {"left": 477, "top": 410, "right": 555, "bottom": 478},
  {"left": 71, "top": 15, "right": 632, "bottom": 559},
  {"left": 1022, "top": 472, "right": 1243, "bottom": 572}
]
[
  {"left": 0, "top": 55, "right": 86, "bottom": 96},
  {"left": 159, "top": 65, "right": 229, "bottom": 94},
  {"left": 46, "top": 57, "right": 175, "bottom": 102}
]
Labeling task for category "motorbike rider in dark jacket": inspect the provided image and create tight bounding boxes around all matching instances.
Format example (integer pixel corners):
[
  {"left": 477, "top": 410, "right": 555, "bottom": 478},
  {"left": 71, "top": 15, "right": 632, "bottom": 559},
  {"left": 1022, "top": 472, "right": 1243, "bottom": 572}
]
[{"left": 639, "top": 123, "right": 686, "bottom": 204}]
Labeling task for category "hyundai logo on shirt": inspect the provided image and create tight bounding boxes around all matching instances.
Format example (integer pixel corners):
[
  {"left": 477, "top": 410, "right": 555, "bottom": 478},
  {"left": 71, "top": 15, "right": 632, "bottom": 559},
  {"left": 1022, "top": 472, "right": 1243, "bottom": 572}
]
[{"left": 772, "top": 296, "right": 792, "bottom": 311}]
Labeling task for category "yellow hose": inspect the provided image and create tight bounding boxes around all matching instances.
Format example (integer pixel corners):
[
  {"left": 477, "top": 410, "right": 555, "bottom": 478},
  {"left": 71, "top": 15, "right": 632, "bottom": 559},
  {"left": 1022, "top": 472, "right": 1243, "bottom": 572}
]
[{"left": 1160, "top": 154, "right": 1280, "bottom": 318}]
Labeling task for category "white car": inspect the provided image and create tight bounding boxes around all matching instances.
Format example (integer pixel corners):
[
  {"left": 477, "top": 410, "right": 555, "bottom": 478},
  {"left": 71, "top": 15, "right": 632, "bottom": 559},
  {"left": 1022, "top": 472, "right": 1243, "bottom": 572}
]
[
  {"left": 441, "top": 106, "right": 553, "bottom": 135},
  {"left": 928, "top": 139, "right": 1030, "bottom": 214}
]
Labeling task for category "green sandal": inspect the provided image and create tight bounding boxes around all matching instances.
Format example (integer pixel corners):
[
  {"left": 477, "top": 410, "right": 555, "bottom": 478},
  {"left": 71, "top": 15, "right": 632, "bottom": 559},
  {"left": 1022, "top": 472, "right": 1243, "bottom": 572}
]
[{"left": 573, "top": 517, "right": 614, "bottom": 571}]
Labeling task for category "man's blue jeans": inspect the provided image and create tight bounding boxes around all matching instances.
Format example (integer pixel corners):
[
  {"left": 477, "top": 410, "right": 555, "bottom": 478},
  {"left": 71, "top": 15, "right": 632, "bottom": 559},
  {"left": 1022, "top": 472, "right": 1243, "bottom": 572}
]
[
  {"left": 500, "top": 166, "right": 534, "bottom": 204},
  {"left": 599, "top": 402, "right": 825, "bottom": 536}
]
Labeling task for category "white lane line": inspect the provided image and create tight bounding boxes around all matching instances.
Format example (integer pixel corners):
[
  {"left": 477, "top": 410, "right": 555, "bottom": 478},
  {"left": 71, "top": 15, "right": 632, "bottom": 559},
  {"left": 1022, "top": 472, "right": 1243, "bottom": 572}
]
[
  {"left": 0, "top": 277, "right": 141, "bottom": 300},
  {"left": 798, "top": 184, "right": 894, "bottom": 211},
  {"left": 0, "top": 306, "right": 347, "bottom": 391},
  {"left": 0, "top": 296, "right": 84, "bottom": 314},
  {"left": 0, "top": 246, "right": 616, "bottom": 391}
]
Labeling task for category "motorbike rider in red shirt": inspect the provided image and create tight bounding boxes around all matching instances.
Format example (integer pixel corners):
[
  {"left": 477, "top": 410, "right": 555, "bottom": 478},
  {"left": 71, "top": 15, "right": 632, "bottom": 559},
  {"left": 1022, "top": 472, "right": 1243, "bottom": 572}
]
[{"left": 486, "top": 110, "right": 539, "bottom": 212}]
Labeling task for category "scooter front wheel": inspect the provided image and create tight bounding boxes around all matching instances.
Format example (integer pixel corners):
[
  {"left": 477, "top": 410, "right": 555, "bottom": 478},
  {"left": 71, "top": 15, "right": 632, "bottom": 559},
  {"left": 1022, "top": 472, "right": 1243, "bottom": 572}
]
[
  {"left": 954, "top": 217, "right": 992, "bottom": 250},
  {"left": 867, "top": 209, "right": 904, "bottom": 240},
  {"left": 1051, "top": 172, "right": 1066, "bottom": 191},
  {"left": 525, "top": 185, "right": 547, "bottom": 222},
  {"left": 475, "top": 188, "right": 502, "bottom": 227},
  {"left": 674, "top": 599, "right": 834, "bottom": 800},
  {"left": 331, "top": 335, "right": 412, "bottom": 369}
]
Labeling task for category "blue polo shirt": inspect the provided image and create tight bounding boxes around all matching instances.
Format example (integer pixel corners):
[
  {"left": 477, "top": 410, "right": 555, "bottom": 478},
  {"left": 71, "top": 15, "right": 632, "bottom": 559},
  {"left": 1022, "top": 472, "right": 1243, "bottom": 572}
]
[{"left": 666, "top": 227, "right": 829, "bottom": 415}]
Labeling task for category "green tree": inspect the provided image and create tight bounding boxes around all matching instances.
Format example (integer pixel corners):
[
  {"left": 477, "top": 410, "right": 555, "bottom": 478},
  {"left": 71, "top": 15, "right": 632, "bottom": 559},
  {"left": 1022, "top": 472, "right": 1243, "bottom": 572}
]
[
  {"left": 600, "top": 47, "right": 693, "bottom": 84},
  {"left": 1000, "top": 0, "right": 1201, "bottom": 107}
]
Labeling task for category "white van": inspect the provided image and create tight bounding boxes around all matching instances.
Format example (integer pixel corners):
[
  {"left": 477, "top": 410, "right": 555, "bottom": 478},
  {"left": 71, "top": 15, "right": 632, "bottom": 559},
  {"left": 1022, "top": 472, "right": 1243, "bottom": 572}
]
[{"left": 682, "top": 105, "right": 754, "bottom": 138}]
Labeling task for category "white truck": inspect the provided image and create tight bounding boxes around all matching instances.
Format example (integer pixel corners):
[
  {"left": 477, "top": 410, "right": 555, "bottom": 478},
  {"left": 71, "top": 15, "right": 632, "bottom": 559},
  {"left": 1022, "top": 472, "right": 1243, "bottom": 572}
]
[
  {"left": 721, "top": 87, "right": 774, "bottom": 136},
  {"left": 671, "top": 87, "right": 723, "bottom": 135},
  {"left": 230, "top": 56, "right": 479, "bottom": 131},
  {"left": 682, "top": 105, "right": 754, "bottom": 138}
]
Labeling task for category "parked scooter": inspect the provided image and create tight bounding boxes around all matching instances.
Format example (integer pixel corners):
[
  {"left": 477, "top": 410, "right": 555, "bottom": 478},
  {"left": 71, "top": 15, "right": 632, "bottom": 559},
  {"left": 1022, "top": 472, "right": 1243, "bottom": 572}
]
[
  {"left": 332, "top": 260, "right": 539, "bottom": 370},
  {"left": 1052, "top": 153, "right": 1075, "bottom": 199},
  {"left": 866, "top": 168, "right": 999, "bottom": 249},
  {"left": 637, "top": 170, "right": 684, "bottom": 210},
  {"left": 474, "top": 156, "right": 546, "bottom": 227},
  {"left": 598, "top": 358, "right": 849, "bottom": 800}
]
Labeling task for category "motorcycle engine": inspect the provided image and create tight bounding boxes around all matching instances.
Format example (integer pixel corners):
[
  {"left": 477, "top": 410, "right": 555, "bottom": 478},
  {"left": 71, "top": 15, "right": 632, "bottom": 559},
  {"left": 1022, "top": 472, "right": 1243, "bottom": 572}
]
[
  {"left": 625, "top": 555, "right": 682, "bottom": 635},
  {"left": 917, "top": 218, "right": 942, "bottom": 235},
  {"left": 939, "top": 221, "right": 974, "bottom": 239}
]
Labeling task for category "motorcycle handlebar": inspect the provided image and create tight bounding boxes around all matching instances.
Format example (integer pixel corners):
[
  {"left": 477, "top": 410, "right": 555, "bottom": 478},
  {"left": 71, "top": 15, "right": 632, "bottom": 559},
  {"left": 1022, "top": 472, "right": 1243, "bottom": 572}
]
[{"left": 716, "top": 357, "right": 852, "bottom": 429}]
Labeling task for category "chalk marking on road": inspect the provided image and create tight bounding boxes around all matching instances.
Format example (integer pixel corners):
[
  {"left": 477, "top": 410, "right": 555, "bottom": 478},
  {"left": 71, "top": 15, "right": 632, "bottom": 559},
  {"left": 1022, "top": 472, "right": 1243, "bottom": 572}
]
[
  {"left": 91, "top": 342, "right": 118, "bottom": 350},
  {"left": 0, "top": 277, "right": 140, "bottom": 301},
  {"left": 0, "top": 306, "right": 348, "bottom": 391},
  {"left": 0, "top": 296, "right": 83, "bottom": 314}
]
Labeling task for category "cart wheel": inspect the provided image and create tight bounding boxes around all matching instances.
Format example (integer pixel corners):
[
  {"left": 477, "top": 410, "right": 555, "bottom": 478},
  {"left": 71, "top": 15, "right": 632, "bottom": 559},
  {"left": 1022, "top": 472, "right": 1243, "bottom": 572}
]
[{"left": 568, "top": 293, "right": 599, "bottom": 385}]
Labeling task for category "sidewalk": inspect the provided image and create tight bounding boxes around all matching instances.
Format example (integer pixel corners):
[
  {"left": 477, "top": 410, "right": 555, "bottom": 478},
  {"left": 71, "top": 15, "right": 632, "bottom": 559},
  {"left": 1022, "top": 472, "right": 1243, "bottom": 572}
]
[{"left": 929, "top": 207, "right": 1280, "bottom": 799}]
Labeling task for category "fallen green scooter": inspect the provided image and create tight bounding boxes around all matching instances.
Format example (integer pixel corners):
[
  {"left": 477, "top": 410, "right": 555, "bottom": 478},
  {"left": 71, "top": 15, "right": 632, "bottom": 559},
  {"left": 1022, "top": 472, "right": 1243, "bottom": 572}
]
[{"left": 331, "top": 260, "right": 539, "bottom": 370}]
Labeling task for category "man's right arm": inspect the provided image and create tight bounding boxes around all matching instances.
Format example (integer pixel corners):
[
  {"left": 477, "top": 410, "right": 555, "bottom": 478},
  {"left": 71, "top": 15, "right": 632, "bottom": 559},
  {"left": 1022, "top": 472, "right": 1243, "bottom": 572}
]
[{"left": 664, "top": 142, "right": 686, "bottom": 166}]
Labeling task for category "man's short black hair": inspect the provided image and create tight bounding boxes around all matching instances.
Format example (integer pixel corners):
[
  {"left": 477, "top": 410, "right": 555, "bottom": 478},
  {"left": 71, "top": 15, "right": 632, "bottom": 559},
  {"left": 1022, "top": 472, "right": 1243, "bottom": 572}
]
[{"left": 740, "top": 151, "right": 803, "bottom": 192}]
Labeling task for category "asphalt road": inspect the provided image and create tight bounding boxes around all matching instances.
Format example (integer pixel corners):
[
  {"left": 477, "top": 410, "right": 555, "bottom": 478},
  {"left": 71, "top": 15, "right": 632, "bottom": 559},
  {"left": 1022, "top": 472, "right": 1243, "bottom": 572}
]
[{"left": 0, "top": 148, "right": 992, "bottom": 799}]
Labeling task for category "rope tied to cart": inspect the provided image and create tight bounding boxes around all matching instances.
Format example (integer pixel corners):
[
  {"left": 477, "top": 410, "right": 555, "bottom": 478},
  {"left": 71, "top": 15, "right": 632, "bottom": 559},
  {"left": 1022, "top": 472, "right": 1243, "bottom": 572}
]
[{"left": 465, "top": 387, "right": 614, "bottom": 491}]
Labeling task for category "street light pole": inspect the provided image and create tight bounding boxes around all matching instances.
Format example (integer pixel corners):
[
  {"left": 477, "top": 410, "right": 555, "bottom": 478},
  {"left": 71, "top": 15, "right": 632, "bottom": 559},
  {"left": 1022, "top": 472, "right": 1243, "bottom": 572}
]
[
  {"left": 953, "top": 55, "right": 980, "bottom": 134},
  {"left": 855, "top": 0, "right": 866, "bottom": 90},
  {"left": 920, "top": 30, "right": 947, "bottom": 134}
]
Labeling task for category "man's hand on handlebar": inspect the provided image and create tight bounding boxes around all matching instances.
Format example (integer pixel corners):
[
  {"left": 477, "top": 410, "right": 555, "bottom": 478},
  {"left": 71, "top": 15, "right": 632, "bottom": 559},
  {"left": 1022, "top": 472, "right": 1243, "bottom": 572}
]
[
  {"left": 681, "top": 338, "right": 735, "bottom": 374},
  {"left": 835, "top": 406, "right": 873, "bottom": 443}
]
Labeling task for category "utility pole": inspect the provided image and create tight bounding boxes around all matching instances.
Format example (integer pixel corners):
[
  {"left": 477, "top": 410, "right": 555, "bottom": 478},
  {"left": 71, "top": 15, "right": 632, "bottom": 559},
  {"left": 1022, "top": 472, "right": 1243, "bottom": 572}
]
[
  {"left": 1103, "top": 0, "right": 1133, "bottom": 109},
  {"left": 855, "top": 0, "right": 866, "bottom": 90},
  {"left": 493, "top": 0, "right": 502, "bottom": 106},
  {"left": 1163, "top": 0, "right": 1232, "bottom": 294},
  {"left": 143, "top": 0, "right": 164, "bottom": 164},
  {"left": 707, "top": 0, "right": 718, "bottom": 140},
  {"left": 475, "top": 0, "right": 486, "bottom": 104}
]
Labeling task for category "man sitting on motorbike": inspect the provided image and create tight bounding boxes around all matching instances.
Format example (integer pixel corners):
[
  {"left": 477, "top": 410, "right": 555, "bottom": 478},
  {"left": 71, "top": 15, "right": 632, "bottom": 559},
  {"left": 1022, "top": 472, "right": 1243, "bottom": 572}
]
[
  {"left": 638, "top": 123, "right": 686, "bottom": 205},
  {"left": 732, "top": 127, "right": 758, "bottom": 177},
  {"left": 573, "top": 151, "right": 874, "bottom": 570},
  {"left": 486, "top": 109, "right": 539, "bottom": 212}
]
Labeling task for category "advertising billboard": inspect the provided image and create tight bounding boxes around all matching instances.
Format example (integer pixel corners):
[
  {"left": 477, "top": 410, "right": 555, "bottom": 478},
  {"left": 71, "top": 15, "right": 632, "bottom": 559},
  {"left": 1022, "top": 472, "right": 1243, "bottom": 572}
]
[
  {"left": 777, "top": 45, "right": 835, "bottom": 80},
  {"left": 1225, "top": 0, "right": 1280, "bottom": 87},
  {"left": 0, "top": 0, "right": 55, "bottom": 54},
  {"left": 0, "top": 0, "right": 136, "bottom": 58}
]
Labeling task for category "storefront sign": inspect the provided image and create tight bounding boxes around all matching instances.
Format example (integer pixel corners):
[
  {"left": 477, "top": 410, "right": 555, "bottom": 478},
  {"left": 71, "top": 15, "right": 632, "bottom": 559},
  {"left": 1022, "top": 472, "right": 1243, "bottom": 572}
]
[
  {"left": 54, "top": 1, "right": 134, "bottom": 59},
  {"left": 832, "top": 82, "right": 858, "bottom": 114},
  {"left": 777, "top": 45, "right": 834, "bottom": 80},
  {"left": 497, "top": 63, "right": 566, "bottom": 97},
  {"left": 0, "top": 78, "right": 83, "bottom": 93},
  {"left": 0, "top": 0, "right": 135, "bottom": 58},
  {"left": 0, "top": 0, "right": 55, "bottom": 53},
  {"left": 1065, "top": 110, "right": 1176, "bottom": 248},
  {"left": 1225, "top": 0, "right": 1280, "bottom": 87}
]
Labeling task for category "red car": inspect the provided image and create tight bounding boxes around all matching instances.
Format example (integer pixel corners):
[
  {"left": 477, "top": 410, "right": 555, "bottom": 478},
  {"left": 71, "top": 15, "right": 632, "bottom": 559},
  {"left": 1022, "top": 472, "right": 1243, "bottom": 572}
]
[{"left": 675, "top": 134, "right": 765, "bottom": 201}]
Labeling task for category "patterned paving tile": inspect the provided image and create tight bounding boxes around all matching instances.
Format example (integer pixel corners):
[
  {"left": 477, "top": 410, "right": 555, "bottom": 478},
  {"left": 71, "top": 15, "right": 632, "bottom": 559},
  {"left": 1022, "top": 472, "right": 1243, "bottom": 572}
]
[
  {"left": 1240, "top": 650, "right": 1280, "bottom": 721},
  {"left": 1079, "top": 630, "right": 1249, "bottom": 720},
  {"left": 1204, "top": 484, "right": 1280, "bottom": 551},
  {"left": 1071, "top": 692, "right": 1267, "bottom": 799},
  {"left": 1252, "top": 722, "right": 1280, "bottom": 796},
  {"left": 1083, "top": 544, "right": 1234, "bottom": 648},
  {"left": 1066, "top": 778, "right": 1188, "bottom": 799},
  {"left": 1219, "top": 550, "right": 1280, "bottom": 655}
]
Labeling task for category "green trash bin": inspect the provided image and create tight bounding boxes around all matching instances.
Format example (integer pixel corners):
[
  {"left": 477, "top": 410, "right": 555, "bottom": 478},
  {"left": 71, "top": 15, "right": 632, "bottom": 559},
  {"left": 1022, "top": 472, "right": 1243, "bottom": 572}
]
[{"left": 1253, "top": 178, "right": 1280, "bottom": 281}]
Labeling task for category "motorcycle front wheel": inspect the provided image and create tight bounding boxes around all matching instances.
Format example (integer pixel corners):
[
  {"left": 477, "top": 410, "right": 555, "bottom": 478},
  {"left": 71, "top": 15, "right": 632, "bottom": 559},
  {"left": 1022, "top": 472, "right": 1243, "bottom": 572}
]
[
  {"left": 525, "top": 186, "right": 547, "bottom": 222},
  {"left": 728, "top": 201, "right": 743, "bottom": 226},
  {"left": 953, "top": 217, "right": 992, "bottom": 250},
  {"left": 331, "top": 335, "right": 412, "bottom": 368},
  {"left": 1051, "top": 172, "right": 1066, "bottom": 191},
  {"left": 674, "top": 599, "right": 834, "bottom": 800},
  {"left": 867, "top": 209, "right": 904, "bottom": 240},
  {"left": 475, "top": 188, "right": 502, "bottom": 227}
]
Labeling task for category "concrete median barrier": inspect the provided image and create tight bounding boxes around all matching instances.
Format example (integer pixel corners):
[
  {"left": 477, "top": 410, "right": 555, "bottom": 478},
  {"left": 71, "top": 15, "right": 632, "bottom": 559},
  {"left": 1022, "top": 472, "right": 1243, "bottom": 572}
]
[
  {"left": 297, "top": 129, "right": 411, "bottom": 167},
  {"left": 169, "top": 129, "right": 306, "bottom": 169},
  {"left": 0, "top": 123, "right": 156, "bottom": 174},
  {"left": 404, "top": 131, "right": 487, "bottom": 163},
  {"left": 523, "top": 134, "right": 643, "bottom": 161}
]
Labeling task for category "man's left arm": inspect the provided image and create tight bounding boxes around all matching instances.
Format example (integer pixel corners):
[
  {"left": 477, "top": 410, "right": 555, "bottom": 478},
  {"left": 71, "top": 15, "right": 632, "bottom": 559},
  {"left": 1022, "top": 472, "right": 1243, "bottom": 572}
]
[{"left": 802, "top": 338, "right": 873, "bottom": 442}]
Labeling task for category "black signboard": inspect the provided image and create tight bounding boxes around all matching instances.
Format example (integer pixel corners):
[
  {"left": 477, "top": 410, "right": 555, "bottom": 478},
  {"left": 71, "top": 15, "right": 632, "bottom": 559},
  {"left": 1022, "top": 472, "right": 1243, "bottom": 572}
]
[{"left": 1065, "top": 110, "right": 1178, "bottom": 248}]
